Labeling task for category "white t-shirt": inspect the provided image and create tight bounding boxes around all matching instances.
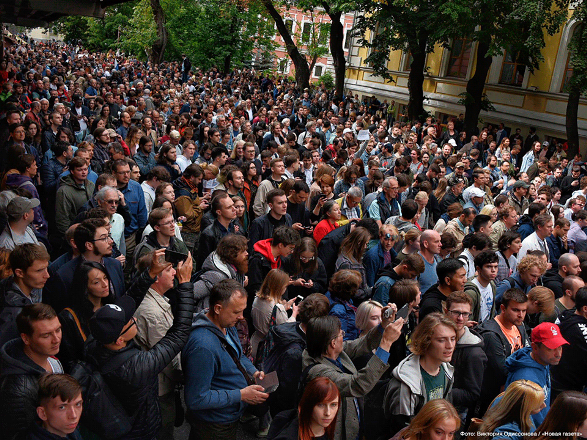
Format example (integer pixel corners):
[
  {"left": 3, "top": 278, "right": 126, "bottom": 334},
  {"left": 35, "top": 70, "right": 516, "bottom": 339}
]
[{"left": 472, "top": 278, "right": 494, "bottom": 323}]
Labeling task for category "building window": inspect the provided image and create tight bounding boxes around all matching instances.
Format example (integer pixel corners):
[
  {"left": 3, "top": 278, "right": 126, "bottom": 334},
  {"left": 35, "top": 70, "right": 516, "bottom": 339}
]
[
  {"left": 278, "top": 59, "right": 289, "bottom": 74},
  {"left": 446, "top": 38, "right": 471, "bottom": 78},
  {"left": 284, "top": 19, "right": 294, "bottom": 34},
  {"left": 344, "top": 29, "right": 352, "bottom": 49},
  {"left": 314, "top": 65, "right": 323, "bottom": 77},
  {"left": 402, "top": 52, "right": 413, "bottom": 72},
  {"left": 499, "top": 49, "right": 526, "bottom": 86},
  {"left": 318, "top": 23, "right": 329, "bottom": 45},
  {"left": 560, "top": 27, "right": 577, "bottom": 92},
  {"left": 302, "top": 22, "right": 312, "bottom": 44}
]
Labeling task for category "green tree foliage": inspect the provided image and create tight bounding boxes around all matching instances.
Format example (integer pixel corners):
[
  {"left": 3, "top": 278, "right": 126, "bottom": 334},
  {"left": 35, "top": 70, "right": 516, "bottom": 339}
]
[
  {"left": 565, "top": 1, "right": 587, "bottom": 156},
  {"left": 454, "top": 0, "right": 569, "bottom": 137},
  {"left": 351, "top": 0, "right": 460, "bottom": 120},
  {"left": 51, "top": 0, "right": 276, "bottom": 72}
]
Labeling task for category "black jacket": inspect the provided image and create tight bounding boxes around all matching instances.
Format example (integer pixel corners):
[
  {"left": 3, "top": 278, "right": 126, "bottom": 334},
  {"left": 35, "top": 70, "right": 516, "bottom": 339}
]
[
  {"left": 419, "top": 284, "right": 446, "bottom": 322},
  {"left": 247, "top": 213, "right": 292, "bottom": 254},
  {"left": 451, "top": 328, "right": 487, "bottom": 412},
  {"left": 197, "top": 219, "right": 244, "bottom": 270},
  {"left": 84, "top": 281, "right": 194, "bottom": 440},
  {"left": 551, "top": 310, "right": 587, "bottom": 393},
  {"left": 476, "top": 318, "right": 529, "bottom": 417},
  {"left": 317, "top": 222, "right": 353, "bottom": 280},
  {"left": 440, "top": 190, "right": 464, "bottom": 213},
  {"left": 541, "top": 268, "right": 564, "bottom": 299},
  {"left": 282, "top": 257, "right": 328, "bottom": 299},
  {"left": 0, "top": 339, "right": 49, "bottom": 440},
  {"left": 267, "top": 409, "right": 301, "bottom": 440},
  {"left": 264, "top": 322, "right": 307, "bottom": 416},
  {"left": 57, "top": 270, "right": 156, "bottom": 372},
  {"left": 0, "top": 278, "right": 36, "bottom": 348}
]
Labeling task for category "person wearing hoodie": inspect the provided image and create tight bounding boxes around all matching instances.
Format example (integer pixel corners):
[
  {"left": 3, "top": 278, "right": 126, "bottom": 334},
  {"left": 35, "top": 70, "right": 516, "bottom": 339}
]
[
  {"left": 247, "top": 226, "right": 300, "bottom": 297},
  {"left": 477, "top": 379, "right": 545, "bottom": 440},
  {"left": 183, "top": 279, "right": 269, "bottom": 440},
  {"left": 444, "top": 292, "right": 488, "bottom": 420},
  {"left": 464, "top": 250, "right": 499, "bottom": 324},
  {"left": 542, "top": 253, "right": 581, "bottom": 298},
  {"left": 193, "top": 234, "right": 249, "bottom": 312},
  {"left": 504, "top": 322, "right": 569, "bottom": 426},
  {"left": 5, "top": 155, "right": 48, "bottom": 236},
  {"left": 384, "top": 313, "right": 456, "bottom": 437},
  {"left": 516, "top": 202, "right": 544, "bottom": 241},
  {"left": 55, "top": 157, "right": 94, "bottom": 236},
  {"left": 85, "top": 254, "right": 194, "bottom": 440},
  {"left": 133, "top": 207, "right": 189, "bottom": 268},
  {"left": 0, "top": 303, "right": 64, "bottom": 440},
  {"left": 372, "top": 253, "right": 425, "bottom": 305},
  {"left": 263, "top": 293, "right": 331, "bottom": 416},
  {"left": 551, "top": 287, "right": 587, "bottom": 402},
  {"left": 0, "top": 244, "right": 50, "bottom": 347},
  {"left": 476, "top": 288, "right": 531, "bottom": 419}
]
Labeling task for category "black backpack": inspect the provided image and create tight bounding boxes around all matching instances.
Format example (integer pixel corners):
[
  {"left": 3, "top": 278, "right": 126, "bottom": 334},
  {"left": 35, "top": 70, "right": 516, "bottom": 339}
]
[{"left": 70, "top": 346, "right": 139, "bottom": 439}]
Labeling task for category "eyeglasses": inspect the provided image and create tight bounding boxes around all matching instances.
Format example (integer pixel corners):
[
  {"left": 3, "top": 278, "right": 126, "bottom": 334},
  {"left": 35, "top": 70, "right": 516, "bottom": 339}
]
[
  {"left": 300, "top": 256, "right": 315, "bottom": 262},
  {"left": 119, "top": 317, "right": 137, "bottom": 337},
  {"left": 382, "top": 233, "right": 398, "bottom": 241},
  {"left": 104, "top": 199, "right": 119, "bottom": 205},
  {"left": 449, "top": 310, "right": 471, "bottom": 319},
  {"left": 92, "top": 233, "right": 113, "bottom": 243},
  {"left": 158, "top": 219, "right": 175, "bottom": 227}
]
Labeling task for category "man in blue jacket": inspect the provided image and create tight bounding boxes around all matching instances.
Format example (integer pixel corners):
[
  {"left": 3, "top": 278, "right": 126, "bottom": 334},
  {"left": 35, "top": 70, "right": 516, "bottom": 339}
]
[
  {"left": 504, "top": 322, "right": 568, "bottom": 426},
  {"left": 183, "top": 279, "right": 268, "bottom": 440},
  {"left": 113, "top": 159, "right": 147, "bottom": 271}
]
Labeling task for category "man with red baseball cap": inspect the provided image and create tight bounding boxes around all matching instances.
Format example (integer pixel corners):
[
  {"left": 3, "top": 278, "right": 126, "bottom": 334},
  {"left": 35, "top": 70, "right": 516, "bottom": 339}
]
[{"left": 504, "top": 322, "right": 569, "bottom": 426}]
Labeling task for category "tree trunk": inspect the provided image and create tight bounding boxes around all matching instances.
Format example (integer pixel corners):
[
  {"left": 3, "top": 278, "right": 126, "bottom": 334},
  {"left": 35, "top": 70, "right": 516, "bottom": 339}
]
[
  {"left": 261, "top": 0, "right": 311, "bottom": 89},
  {"left": 566, "top": 83, "right": 581, "bottom": 158},
  {"left": 324, "top": 7, "right": 345, "bottom": 101},
  {"left": 464, "top": 37, "right": 493, "bottom": 138},
  {"left": 150, "top": 0, "right": 168, "bottom": 64},
  {"left": 407, "top": 38, "right": 427, "bottom": 121}
]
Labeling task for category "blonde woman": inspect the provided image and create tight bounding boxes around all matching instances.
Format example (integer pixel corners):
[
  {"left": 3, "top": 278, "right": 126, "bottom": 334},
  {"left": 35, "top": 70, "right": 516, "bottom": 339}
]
[
  {"left": 478, "top": 380, "right": 545, "bottom": 440},
  {"left": 250, "top": 269, "right": 298, "bottom": 358},
  {"left": 390, "top": 399, "right": 460, "bottom": 440}
]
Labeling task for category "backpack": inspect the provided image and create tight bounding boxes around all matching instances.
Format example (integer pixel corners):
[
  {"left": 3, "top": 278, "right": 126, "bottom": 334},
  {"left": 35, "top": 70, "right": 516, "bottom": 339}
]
[
  {"left": 70, "top": 339, "right": 139, "bottom": 439},
  {"left": 254, "top": 304, "right": 278, "bottom": 369}
]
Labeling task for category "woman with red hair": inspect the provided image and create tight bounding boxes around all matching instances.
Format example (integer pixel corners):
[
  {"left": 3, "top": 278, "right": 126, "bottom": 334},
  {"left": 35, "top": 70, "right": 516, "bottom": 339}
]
[{"left": 268, "top": 377, "right": 340, "bottom": 440}]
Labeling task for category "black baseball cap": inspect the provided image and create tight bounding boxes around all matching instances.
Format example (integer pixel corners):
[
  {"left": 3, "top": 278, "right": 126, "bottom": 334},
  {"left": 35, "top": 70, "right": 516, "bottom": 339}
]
[{"left": 89, "top": 296, "right": 136, "bottom": 344}]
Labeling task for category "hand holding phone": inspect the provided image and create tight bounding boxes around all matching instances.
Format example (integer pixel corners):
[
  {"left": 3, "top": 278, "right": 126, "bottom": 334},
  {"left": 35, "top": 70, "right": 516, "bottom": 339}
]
[
  {"left": 165, "top": 249, "right": 188, "bottom": 266},
  {"left": 255, "top": 371, "right": 279, "bottom": 393}
]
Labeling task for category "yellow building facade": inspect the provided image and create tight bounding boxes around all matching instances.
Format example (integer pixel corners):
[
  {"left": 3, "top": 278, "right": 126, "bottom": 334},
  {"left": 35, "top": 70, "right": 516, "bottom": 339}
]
[{"left": 344, "top": 16, "right": 587, "bottom": 151}]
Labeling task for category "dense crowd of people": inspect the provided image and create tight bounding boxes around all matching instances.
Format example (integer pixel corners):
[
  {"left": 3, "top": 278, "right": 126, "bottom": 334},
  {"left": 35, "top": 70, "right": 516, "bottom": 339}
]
[{"left": 1, "top": 36, "right": 587, "bottom": 440}]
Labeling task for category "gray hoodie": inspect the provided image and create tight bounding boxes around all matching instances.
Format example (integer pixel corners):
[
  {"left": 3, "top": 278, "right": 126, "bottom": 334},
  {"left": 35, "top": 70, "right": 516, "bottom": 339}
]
[
  {"left": 384, "top": 353, "right": 454, "bottom": 433},
  {"left": 193, "top": 251, "right": 244, "bottom": 312}
]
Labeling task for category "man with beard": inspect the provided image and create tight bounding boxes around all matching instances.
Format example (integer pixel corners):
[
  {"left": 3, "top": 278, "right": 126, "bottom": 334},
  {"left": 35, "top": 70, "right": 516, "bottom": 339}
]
[
  {"left": 43, "top": 219, "right": 124, "bottom": 313},
  {"left": 192, "top": 234, "right": 249, "bottom": 312}
]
